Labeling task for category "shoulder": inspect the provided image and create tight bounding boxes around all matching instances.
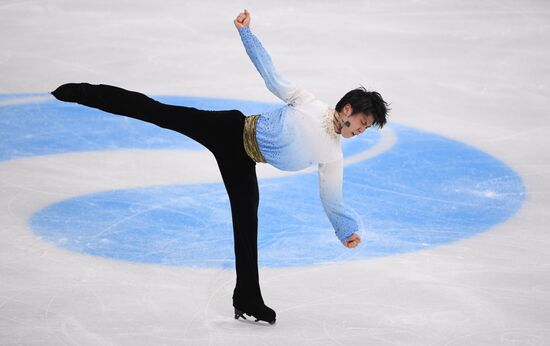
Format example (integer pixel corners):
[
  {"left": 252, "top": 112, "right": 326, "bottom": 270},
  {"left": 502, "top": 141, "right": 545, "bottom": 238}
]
[{"left": 288, "top": 88, "right": 317, "bottom": 106}]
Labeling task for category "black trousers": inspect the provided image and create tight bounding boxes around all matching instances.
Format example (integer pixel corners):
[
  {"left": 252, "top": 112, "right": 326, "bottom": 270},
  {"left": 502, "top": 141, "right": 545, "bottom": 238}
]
[{"left": 54, "top": 84, "right": 265, "bottom": 308}]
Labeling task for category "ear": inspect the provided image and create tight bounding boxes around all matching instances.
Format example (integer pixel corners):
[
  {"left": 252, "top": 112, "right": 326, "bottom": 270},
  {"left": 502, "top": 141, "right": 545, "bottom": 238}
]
[{"left": 345, "top": 104, "right": 353, "bottom": 116}]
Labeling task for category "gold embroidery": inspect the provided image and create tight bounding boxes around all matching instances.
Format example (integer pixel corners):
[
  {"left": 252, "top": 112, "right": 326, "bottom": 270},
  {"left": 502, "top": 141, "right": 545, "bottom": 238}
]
[
  {"left": 323, "top": 108, "right": 339, "bottom": 139},
  {"left": 243, "top": 115, "right": 266, "bottom": 163}
]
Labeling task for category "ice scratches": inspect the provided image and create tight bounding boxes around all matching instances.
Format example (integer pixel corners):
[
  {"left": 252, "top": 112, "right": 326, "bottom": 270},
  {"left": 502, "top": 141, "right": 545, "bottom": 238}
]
[
  {"left": 45, "top": 284, "right": 108, "bottom": 345},
  {"left": 91, "top": 203, "right": 168, "bottom": 240},
  {"left": 442, "top": 328, "right": 549, "bottom": 346}
]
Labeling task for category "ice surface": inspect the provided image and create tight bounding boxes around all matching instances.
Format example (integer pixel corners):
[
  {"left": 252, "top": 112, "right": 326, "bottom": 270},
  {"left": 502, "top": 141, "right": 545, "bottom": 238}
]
[{"left": 1, "top": 0, "right": 550, "bottom": 345}]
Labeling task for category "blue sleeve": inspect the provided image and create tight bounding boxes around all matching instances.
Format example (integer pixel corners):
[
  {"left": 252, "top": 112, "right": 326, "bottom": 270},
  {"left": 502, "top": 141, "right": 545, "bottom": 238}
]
[
  {"left": 318, "top": 159, "right": 361, "bottom": 243},
  {"left": 238, "top": 27, "right": 299, "bottom": 104}
]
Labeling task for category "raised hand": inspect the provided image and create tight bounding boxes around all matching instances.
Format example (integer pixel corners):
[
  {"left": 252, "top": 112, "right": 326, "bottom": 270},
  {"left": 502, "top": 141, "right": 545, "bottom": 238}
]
[{"left": 234, "top": 9, "right": 251, "bottom": 30}]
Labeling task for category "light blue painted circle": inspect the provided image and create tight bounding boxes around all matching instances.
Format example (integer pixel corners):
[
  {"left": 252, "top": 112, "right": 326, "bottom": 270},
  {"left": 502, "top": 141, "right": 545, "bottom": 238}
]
[{"left": 1, "top": 94, "right": 525, "bottom": 267}]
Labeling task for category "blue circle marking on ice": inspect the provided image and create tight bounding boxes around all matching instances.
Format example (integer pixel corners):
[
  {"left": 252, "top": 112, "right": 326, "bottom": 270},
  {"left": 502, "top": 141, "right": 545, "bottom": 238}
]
[{"left": 0, "top": 94, "right": 525, "bottom": 268}]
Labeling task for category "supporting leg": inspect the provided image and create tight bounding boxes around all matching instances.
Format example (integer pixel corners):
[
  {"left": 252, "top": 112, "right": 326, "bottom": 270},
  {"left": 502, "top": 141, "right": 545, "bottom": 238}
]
[{"left": 216, "top": 153, "right": 276, "bottom": 324}]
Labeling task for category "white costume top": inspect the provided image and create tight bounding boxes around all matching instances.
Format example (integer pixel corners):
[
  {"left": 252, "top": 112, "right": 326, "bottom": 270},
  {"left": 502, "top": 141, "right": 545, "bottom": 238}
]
[{"left": 239, "top": 27, "right": 360, "bottom": 243}]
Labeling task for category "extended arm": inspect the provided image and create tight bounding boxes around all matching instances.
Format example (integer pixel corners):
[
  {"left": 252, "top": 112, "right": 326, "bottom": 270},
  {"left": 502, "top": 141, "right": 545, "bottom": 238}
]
[
  {"left": 318, "top": 159, "right": 362, "bottom": 248},
  {"left": 234, "top": 10, "right": 299, "bottom": 103}
]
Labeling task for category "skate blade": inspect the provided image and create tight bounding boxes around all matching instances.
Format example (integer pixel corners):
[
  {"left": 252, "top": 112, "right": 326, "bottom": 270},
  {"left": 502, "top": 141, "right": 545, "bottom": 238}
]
[{"left": 234, "top": 308, "right": 276, "bottom": 325}]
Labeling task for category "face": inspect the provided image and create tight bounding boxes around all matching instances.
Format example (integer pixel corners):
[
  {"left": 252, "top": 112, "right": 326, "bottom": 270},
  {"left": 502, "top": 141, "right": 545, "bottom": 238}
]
[{"left": 340, "top": 104, "right": 375, "bottom": 138}]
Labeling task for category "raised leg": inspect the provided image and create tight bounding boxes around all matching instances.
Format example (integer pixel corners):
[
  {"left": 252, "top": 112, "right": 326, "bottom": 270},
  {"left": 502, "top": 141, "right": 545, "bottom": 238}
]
[{"left": 51, "top": 83, "right": 243, "bottom": 153}]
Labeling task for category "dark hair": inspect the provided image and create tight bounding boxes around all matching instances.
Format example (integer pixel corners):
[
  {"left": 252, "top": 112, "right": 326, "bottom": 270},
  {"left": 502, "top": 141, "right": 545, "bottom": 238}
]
[{"left": 335, "top": 86, "right": 390, "bottom": 128}]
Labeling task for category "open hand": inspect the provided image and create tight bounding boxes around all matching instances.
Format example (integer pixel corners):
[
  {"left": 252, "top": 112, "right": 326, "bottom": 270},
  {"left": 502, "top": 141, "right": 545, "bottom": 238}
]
[
  {"left": 234, "top": 9, "right": 251, "bottom": 29},
  {"left": 343, "top": 233, "right": 361, "bottom": 249}
]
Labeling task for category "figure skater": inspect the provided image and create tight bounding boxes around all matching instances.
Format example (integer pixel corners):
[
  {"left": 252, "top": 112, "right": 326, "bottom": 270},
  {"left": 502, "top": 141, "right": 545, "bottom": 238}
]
[{"left": 51, "top": 9, "right": 389, "bottom": 325}]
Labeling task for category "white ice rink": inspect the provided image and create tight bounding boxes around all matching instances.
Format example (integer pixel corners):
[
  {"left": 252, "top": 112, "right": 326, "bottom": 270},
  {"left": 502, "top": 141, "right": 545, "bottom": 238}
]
[{"left": 1, "top": 0, "right": 550, "bottom": 345}]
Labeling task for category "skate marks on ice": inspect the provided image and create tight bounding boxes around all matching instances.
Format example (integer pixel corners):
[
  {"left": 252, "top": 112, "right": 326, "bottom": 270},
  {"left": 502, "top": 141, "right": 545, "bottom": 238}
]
[{"left": 0, "top": 95, "right": 525, "bottom": 268}]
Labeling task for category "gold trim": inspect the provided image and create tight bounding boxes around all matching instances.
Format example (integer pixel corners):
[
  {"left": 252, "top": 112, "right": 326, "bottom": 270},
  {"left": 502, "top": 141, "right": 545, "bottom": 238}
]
[
  {"left": 323, "top": 107, "right": 339, "bottom": 139},
  {"left": 243, "top": 115, "right": 266, "bottom": 163}
]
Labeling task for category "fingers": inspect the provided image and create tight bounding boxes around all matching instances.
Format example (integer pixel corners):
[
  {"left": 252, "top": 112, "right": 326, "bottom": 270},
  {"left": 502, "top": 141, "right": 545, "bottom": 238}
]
[
  {"left": 237, "top": 9, "right": 248, "bottom": 20},
  {"left": 344, "top": 234, "right": 361, "bottom": 248},
  {"left": 237, "top": 9, "right": 250, "bottom": 23},
  {"left": 346, "top": 240, "right": 359, "bottom": 248},
  {"left": 234, "top": 9, "right": 249, "bottom": 29}
]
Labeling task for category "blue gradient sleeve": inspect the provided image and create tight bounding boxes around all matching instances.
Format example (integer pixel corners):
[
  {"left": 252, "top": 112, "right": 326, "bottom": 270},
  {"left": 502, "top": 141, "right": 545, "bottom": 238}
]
[
  {"left": 318, "top": 160, "right": 360, "bottom": 243},
  {"left": 238, "top": 27, "right": 298, "bottom": 103}
]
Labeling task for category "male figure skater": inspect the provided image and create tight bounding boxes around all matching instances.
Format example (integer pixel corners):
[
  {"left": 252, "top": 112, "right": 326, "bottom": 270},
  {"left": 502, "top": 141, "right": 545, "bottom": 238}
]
[{"left": 51, "top": 9, "right": 389, "bottom": 324}]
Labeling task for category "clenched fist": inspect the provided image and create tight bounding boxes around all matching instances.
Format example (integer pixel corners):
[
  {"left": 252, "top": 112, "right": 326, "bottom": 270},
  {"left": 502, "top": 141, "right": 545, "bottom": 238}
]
[
  {"left": 344, "top": 233, "right": 361, "bottom": 249},
  {"left": 234, "top": 9, "right": 251, "bottom": 29}
]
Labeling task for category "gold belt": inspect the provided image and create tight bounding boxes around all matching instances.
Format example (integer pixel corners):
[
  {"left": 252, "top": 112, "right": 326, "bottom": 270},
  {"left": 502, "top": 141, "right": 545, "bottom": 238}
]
[{"left": 243, "top": 115, "right": 266, "bottom": 163}]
